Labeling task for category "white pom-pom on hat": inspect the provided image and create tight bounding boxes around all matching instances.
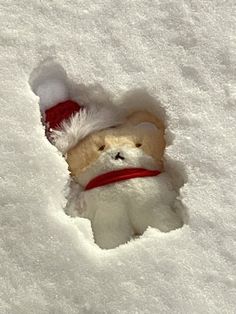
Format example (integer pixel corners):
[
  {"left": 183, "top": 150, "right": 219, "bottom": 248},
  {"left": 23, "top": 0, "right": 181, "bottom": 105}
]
[{"left": 35, "top": 78, "right": 69, "bottom": 112}]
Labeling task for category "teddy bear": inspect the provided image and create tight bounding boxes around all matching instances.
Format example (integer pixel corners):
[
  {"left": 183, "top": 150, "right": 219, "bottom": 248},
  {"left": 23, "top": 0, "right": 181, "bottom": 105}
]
[
  {"left": 66, "top": 111, "right": 183, "bottom": 249},
  {"left": 34, "top": 76, "right": 182, "bottom": 249}
]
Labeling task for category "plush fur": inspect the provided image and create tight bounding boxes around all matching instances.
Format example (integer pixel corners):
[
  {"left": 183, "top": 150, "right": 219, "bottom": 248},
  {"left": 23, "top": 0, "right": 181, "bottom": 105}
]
[
  {"left": 52, "top": 105, "right": 124, "bottom": 154},
  {"left": 66, "top": 111, "right": 183, "bottom": 249}
]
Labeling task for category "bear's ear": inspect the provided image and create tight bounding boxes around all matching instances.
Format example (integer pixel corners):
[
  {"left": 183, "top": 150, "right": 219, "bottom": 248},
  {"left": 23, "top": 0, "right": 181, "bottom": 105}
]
[
  {"left": 125, "top": 110, "right": 165, "bottom": 130},
  {"left": 134, "top": 122, "right": 159, "bottom": 132}
]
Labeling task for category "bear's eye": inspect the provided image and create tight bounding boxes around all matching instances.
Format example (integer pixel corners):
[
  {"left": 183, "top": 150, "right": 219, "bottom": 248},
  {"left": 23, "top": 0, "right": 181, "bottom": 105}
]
[
  {"left": 136, "top": 143, "right": 142, "bottom": 148},
  {"left": 98, "top": 145, "right": 105, "bottom": 151}
]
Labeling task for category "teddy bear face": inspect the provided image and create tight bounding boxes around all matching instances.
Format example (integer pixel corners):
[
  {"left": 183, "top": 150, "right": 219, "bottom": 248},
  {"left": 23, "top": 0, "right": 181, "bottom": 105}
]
[{"left": 66, "top": 120, "right": 165, "bottom": 188}]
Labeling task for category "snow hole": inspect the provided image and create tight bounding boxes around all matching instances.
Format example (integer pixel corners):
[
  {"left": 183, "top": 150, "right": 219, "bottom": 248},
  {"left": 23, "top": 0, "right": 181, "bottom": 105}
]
[{"left": 29, "top": 59, "right": 187, "bottom": 249}]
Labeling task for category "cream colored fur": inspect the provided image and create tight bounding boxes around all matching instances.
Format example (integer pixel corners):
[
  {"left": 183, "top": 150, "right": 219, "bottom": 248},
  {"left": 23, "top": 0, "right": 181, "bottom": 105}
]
[{"left": 66, "top": 111, "right": 182, "bottom": 249}]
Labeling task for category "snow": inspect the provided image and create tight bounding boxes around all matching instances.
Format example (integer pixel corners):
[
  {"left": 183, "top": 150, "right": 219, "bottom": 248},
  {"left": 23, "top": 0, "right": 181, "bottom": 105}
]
[{"left": 0, "top": 0, "right": 236, "bottom": 313}]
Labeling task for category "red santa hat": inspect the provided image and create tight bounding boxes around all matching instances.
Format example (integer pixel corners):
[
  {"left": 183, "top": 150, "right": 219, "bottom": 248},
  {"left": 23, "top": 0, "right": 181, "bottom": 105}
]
[{"left": 36, "top": 78, "right": 123, "bottom": 153}]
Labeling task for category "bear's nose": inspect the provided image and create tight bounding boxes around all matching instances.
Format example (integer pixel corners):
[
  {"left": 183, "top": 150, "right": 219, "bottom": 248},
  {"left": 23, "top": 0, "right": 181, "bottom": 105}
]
[{"left": 114, "top": 152, "right": 125, "bottom": 160}]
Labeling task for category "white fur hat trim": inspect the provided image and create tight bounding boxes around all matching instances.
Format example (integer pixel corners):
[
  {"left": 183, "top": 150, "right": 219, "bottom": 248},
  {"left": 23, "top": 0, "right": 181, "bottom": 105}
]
[{"left": 51, "top": 105, "right": 124, "bottom": 154}]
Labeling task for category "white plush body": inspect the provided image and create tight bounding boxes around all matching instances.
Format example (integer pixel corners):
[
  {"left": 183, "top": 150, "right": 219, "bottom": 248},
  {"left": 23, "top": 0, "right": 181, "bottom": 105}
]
[
  {"left": 69, "top": 146, "right": 182, "bottom": 249},
  {"left": 80, "top": 174, "right": 180, "bottom": 249}
]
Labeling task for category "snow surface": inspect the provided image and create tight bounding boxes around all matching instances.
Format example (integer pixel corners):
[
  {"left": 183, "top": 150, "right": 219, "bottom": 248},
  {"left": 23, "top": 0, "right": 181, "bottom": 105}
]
[{"left": 0, "top": 0, "right": 236, "bottom": 313}]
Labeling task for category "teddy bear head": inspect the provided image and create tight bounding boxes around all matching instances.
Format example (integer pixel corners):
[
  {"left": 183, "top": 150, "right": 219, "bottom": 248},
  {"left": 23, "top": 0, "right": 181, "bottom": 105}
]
[{"left": 66, "top": 111, "right": 165, "bottom": 188}]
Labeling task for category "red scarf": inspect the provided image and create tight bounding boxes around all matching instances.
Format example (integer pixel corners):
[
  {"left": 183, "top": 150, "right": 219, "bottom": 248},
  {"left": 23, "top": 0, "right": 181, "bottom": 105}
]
[{"left": 85, "top": 168, "right": 161, "bottom": 191}]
